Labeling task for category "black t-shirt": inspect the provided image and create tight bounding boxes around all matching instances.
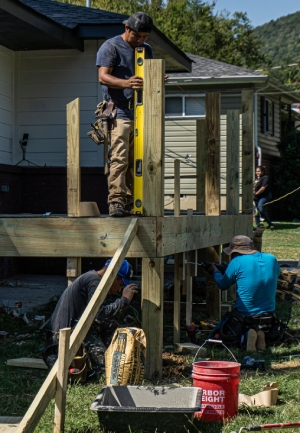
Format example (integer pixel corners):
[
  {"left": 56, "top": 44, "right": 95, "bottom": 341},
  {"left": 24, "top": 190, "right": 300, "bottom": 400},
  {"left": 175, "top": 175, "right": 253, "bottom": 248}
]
[
  {"left": 48, "top": 270, "right": 129, "bottom": 333},
  {"left": 255, "top": 174, "right": 270, "bottom": 198}
]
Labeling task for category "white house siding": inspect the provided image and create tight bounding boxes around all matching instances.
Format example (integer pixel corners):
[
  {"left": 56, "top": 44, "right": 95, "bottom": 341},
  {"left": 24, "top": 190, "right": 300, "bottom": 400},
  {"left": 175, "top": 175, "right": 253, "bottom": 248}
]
[
  {"left": 15, "top": 40, "right": 102, "bottom": 166},
  {"left": 257, "top": 95, "right": 280, "bottom": 158},
  {"left": 164, "top": 94, "right": 242, "bottom": 203},
  {"left": 0, "top": 46, "right": 14, "bottom": 165}
]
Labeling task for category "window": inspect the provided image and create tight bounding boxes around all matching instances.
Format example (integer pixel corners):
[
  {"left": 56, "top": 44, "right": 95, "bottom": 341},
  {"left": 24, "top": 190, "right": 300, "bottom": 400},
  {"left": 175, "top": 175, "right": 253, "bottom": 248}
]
[
  {"left": 165, "top": 95, "right": 205, "bottom": 117},
  {"left": 261, "top": 97, "right": 274, "bottom": 135}
]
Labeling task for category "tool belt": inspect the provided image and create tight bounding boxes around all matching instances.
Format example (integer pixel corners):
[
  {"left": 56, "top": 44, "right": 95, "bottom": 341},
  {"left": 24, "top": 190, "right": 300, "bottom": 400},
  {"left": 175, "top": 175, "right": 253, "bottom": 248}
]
[
  {"left": 87, "top": 100, "right": 116, "bottom": 146},
  {"left": 111, "top": 98, "right": 134, "bottom": 110},
  {"left": 231, "top": 309, "right": 274, "bottom": 330}
]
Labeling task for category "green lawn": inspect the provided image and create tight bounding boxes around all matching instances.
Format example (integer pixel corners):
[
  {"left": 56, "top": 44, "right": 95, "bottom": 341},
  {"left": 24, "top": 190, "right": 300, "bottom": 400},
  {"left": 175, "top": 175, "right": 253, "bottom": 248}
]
[{"left": 259, "top": 222, "right": 300, "bottom": 260}]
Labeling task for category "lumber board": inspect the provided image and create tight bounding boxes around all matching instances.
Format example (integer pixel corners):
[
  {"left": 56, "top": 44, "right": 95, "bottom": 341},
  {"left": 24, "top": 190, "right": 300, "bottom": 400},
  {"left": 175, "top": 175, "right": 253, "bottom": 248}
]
[
  {"left": 226, "top": 110, "right": 240, "bottom": 215},
  {"left": 0, "top": 425, "right": 19, "bottom": 433},
  {"left": 142, "top": 257, "right": 164, "bottom": 380},
  {"left": 196, "top": 118, "right": 206, "bottom": 213},
  {"left": 16, "top": 218, "right": 138, "bottom": 433},
  {"left": 241, "top": 90, "right": 254, "bottom": 214},
  {"left": 0, "top": 217, "right": 155, "bottom": 257},
  {"left": 7, "top": 358, "right": 47, "bottom": 369},
  {"left": 205, "top": 92, "right": 220, "bottom": 216},
  {"left": 143, "top": 59, "right": 165, "bottom": 217},
  {"left": 173, "top": 253, "right": 181, "bottom": 344},
  {"left": 67, "top": 98, "right": 80, "bottom": 217},
  {"left": 157, "top": 214, "right": 253, "bottom": 256}
]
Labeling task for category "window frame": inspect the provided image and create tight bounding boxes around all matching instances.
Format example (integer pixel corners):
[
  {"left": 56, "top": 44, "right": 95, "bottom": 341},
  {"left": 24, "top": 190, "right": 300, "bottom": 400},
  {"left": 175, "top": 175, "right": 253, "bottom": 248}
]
[
  {"left": 261, "top": 96, "right": 275, "bottom": 136},
  {"left": 165, "top": 93, "right": 206, "bottom": 118}
]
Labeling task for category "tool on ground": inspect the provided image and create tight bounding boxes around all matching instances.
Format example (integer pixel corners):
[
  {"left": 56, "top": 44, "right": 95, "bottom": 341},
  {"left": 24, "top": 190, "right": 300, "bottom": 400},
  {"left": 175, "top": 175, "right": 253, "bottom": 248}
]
[
  {"left": 133, "top": 47, "right": 145, "bottom": 215},
  {"left": 241, "top": 356, "right": 265, "bottom": 371},
  {"left": 186, "top": 325, "right": 197, "bottom": 343},
  {"left": 231, "top": 421, "right": 300, "bottom": 433}
]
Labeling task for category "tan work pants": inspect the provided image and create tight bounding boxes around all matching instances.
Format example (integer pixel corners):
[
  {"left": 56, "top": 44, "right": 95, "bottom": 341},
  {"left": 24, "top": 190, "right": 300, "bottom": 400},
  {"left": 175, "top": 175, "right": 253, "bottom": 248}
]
[{"left": 108, "top": 118, "right": 134, "bottom": 207}]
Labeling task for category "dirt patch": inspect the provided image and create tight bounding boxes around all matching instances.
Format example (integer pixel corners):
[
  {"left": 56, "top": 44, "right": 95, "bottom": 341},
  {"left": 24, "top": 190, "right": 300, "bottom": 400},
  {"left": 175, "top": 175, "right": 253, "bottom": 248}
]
[{"left": 162, "top": 352, "right": 192, "bottom": 379}]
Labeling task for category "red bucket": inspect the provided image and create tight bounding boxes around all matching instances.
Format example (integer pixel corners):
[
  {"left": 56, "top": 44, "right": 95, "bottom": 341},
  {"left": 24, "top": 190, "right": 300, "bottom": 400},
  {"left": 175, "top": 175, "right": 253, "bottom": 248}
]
[{"left": 192, "top": 361, "right": 240, "bottom": 422}]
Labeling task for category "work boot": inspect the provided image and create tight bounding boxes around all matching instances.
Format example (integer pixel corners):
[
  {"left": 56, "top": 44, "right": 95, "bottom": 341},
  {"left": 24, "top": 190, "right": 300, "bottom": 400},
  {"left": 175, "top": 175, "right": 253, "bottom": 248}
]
[
  {"left": 256, "top": 330, "right": 266, "bottom": 351},
  {"left": 246, "top": 329, "right": 257, "bottom": 353},
  {"left": 109, "top": 202, "right": 126, "bottom": 217}
]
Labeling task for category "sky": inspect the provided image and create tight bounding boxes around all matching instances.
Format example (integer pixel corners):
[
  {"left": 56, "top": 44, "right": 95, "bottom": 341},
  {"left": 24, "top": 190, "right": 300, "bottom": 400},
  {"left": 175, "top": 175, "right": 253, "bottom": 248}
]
[{"left": 211, "top": 0, "right": 300, "bottom": 27}]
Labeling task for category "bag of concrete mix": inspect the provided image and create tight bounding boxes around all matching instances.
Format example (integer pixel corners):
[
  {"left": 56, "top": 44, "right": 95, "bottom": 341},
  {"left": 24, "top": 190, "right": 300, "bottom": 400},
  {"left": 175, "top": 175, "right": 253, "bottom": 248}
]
[{"left": 105, "top": 327, "right": 146, "bottom": 386}]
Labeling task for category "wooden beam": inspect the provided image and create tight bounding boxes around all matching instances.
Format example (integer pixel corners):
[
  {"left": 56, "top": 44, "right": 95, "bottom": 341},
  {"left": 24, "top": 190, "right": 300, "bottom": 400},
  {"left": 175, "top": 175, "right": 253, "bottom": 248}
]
[
  {"left": 54, "top": 328, "right": 71, "bottom": 433},
  {"left": 157, "top": 214, "right": 253, "bottom": 256},
  {"left": 143, "top": 59, "right": 165, "bottom": 217},
  {"left": 174, "top": 159, "right": 180, "bottom": 217},
  {"left": 205, "top": 92, "right": 220, "bottom": 216},
  {"left": 198, "top": 246, "right": 221, "bottom": 321},
  {"left": 241, "top": 90, "right": 254, "bottom": 214},
  {"left": 196, "top": 119, "right": 206, "bottom": 213},
  {"left": 226, "top": 110, "right": 240, "bottom": 215},
  {"left": 16, "top": 218, "right": 138, "bottom": 433},
  {"left": 173, "top": 253, "right": 181, "bottom": 344},
  {"left": 186, "top": 209, "right": 193, "bottom": 326},
  {"left": 67, "top": 98, "right": 81, "bottom": 283},
  {"left": 0, "top": 217, "right": 156, "bottom": 258},
  {"left": 142, "top": 258, "right": 164, "bottom": 379}
]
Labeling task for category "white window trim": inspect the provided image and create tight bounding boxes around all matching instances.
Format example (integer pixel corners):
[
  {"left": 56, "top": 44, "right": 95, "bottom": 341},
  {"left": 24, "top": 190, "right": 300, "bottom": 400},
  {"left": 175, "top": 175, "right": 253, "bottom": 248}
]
[{"left": 165, "top": 93, "right": 206, "bottom": 118}]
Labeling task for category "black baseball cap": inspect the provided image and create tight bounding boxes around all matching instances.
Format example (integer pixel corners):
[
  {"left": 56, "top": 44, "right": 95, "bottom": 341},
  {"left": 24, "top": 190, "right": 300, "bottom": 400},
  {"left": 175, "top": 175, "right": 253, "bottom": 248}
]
[{"left": 123, "top": 12, "right": 153, "bottom": 33}]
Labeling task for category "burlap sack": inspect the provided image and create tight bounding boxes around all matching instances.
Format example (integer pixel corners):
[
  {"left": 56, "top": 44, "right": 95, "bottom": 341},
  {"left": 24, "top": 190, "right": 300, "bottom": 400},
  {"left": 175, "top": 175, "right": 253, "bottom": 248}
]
[{"left": 105, "top": 327, "right": 146, "bottom": 386}]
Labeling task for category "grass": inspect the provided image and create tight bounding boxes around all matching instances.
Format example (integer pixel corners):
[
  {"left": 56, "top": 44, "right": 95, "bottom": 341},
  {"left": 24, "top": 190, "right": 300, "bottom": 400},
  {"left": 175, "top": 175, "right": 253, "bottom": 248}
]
[
  {"left": 258, "top": 221, "right": 300, "bottom": 260},
  {"left": 1, "top": 221, "right": 300, "bottom": 432}
]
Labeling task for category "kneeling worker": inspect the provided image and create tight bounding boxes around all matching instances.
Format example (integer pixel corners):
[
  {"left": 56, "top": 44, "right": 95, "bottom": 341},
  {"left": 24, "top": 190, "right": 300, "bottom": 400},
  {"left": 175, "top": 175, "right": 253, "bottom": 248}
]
[
  {"left": 44, "top": 259, "right": 138, "bottom": 367},
  {"left": 206, "top": 235, "right": 280, "bottom": 352}
]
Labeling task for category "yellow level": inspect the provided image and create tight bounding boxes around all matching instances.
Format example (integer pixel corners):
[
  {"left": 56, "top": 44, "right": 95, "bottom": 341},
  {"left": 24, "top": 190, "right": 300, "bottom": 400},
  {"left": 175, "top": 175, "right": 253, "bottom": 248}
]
[{"left": 133, "top": 47, "right": 145, "bottom": 215}]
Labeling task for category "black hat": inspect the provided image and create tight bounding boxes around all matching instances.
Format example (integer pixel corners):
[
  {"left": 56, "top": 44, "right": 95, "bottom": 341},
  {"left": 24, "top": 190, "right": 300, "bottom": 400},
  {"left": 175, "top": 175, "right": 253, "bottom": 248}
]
[{"left": 123, "top": 12, "right": 153, "bottom": 33}]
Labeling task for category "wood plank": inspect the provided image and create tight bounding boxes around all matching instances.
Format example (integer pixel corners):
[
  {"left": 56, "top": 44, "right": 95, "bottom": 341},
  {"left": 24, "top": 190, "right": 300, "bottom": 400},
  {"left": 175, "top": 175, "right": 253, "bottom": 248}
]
[
  {"left": 0, "top": 418, "right": 22, "bottom": 424},
  {"left": 7, "top": 358, "right": 47, "bottom": 369},
  {"left": 196, "top": 118, "right": 206, "bottom": 213},
  {"left": 157, "top": 215, "right": 252, "bottom": 256},
  {"left": 198, "top": 246, "right": 221, "bottom": 321},
  {"left": 0, "top": 217, "right": 156, "bottom": 258},
  {"left": 186, "top": 209, "right": 193, "bottom": 326},
  {"left": 0, "top": 425, "right": 19, "bottom": 433},
  {"left": 226, "top": 110, "right": 240, "bottom": 214},
  {"left": 142, "top": 257, "right": 164, "bottom": 380},
  {"left": 205, "top": 92, "right": 220, "bottom": 216},
  {"left": 241, "top": 90, "right": 254, "bottom": 214},
  {"left": 16, "top": 219, "right": 138, "bottom": 433},
  {"left": 54, "top": 328, "right": 71, "bottom": 433},
  {"left": 143, "top": 60, "right": 165, "bottom": 217},
  {"left": 174, "top": 159, "right": 180, "bottom": 217}
]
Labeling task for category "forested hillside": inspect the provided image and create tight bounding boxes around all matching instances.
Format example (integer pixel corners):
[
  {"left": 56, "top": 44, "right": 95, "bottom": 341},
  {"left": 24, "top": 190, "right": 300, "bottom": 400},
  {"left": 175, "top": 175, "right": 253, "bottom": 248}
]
[{"left": 254, "top": 12, "right": 300, "bottom": 65}]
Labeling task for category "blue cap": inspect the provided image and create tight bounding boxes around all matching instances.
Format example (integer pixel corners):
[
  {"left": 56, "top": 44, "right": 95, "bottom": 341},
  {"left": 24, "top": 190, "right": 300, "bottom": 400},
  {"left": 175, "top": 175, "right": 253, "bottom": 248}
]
[{"left": 105, "top": 259, "right": 133, "bottom": 287}]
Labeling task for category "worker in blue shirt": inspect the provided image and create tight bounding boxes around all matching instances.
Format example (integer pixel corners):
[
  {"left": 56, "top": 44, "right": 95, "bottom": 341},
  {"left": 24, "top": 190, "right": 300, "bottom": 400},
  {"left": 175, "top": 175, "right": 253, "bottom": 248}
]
[{"left": 207, "top": 235, "right": 281, "bottom": 352}]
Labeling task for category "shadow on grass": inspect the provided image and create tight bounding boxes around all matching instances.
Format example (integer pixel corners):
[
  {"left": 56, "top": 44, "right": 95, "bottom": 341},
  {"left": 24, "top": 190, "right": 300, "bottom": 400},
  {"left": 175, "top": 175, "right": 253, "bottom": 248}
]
[{"left": 271, "top": 223, "right": 300, "bottom": 231}]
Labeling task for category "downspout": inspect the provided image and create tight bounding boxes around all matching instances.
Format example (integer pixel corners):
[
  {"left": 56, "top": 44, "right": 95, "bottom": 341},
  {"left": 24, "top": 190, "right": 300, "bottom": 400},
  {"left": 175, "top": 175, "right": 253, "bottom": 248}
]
[
  {"left": 254, "top": 80, "right": 269, "bottom": 167},
  {"left": 86, "top": 0, "right": 91, "bottom": 7}
]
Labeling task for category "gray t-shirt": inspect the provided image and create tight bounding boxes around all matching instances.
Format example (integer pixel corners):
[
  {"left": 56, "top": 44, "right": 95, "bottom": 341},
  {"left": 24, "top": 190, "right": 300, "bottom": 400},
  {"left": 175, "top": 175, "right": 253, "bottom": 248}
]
[
  {"left": 48, "top": 270, "right": 129, "bottom": 333},
  {"left": 96, "top": 35, "right": 153, "bottom": 120}
]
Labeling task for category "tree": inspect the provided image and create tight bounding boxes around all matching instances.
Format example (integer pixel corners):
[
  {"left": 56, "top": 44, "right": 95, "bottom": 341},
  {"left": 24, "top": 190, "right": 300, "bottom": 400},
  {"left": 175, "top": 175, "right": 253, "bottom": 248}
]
[{"left": 58, "top": 0, "right": 268, "bottom": 69}]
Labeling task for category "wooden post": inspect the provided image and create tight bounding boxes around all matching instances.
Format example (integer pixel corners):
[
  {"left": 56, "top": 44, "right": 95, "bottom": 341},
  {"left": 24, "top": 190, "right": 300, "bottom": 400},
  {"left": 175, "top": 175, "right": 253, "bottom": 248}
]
[
  {"left": 173, "top": 253, "right": 181, "bottom": 344},
  {"left": 226, "top": 110, "right": 240, "bottom": 215},
  {"left": 142, "top": 258, "right": 164, "bottom": 379},
  {"left": 174, "top": 159, "right": 180, "bottom": 217},
  {"left": 241, "top": 90, "right": 254, "bottom": 214},
  {"left": 54, "top": 328, "right": 71, "bottom": 433},
  {"left": 66, "top": 98, "right": 81, "bottom": 284},
  {"left": 141, "top": 59, "right": 165, "bottom": 378},
  {"left": 196, "top": 119, "right": 206, "bottom": 213},
  {"left": 16, "top": 219, "right": 138, "bottom": 433},
  {"left": 198, "top": 246, "right": 221, "bottom": 321},
  {"left": 205, "top": 92, "right": 221, "bottom": 216},
  {"left": 143, "top": 59, "right": 165, "bottom": 217}
]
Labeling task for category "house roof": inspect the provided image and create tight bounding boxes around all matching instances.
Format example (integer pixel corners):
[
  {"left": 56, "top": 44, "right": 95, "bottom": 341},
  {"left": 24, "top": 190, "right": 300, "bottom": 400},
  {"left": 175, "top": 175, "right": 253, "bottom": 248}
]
[
  {"left": 0, "top": 0, "right": 191, "bottom": 72},
  {"left": 167, "top": 53, "right": 267, "bottom": 86}
]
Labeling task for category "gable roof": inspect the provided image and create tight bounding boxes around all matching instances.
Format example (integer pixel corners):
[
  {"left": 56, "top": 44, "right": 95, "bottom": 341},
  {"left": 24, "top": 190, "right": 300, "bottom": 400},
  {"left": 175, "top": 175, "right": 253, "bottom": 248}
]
[
  {"left": 0, "top": 0, "right": 191, "bottom": 72},
  {"left": 167, "top": 53, "right": 267, "bottom": 86}
]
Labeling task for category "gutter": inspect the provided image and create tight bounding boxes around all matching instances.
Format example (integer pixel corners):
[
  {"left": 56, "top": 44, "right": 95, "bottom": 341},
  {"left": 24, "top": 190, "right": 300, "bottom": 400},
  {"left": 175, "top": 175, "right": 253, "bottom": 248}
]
[{"left": 166, "top": 76, "right": 267, "bottom": 86}]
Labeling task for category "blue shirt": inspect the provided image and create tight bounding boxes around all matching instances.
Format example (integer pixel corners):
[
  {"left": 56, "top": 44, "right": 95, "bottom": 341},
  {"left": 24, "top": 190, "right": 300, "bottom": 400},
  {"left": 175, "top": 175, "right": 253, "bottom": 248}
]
[
  {"left": 96, "top": 35, "right": 153, "bottom": 120},
  {"left": 213, "top": 252, "right": 280, "bottom": 316}
]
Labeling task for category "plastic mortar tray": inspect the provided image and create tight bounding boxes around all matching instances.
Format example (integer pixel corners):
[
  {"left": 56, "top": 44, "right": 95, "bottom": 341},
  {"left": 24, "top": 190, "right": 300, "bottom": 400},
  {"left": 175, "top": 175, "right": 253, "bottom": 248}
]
[{"left": 90, "top": 385, "right": 202, "bottom": 433}]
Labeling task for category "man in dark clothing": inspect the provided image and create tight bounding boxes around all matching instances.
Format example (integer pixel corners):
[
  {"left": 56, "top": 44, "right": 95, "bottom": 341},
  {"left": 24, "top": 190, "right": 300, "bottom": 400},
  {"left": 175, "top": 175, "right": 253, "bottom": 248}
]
[
  {"left": 96, "top": 12, "right": 154, "bottom": 217},
  {"left": 44, "top": 259, "right": 138, "bottom": 367},
  {"left": 254, "top": 165, "right": 274, "bottom": 229}
]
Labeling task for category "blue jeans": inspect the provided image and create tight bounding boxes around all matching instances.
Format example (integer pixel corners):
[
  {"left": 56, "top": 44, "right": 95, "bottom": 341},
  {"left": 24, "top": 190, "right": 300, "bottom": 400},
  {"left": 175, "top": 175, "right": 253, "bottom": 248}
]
[{"left": 255, "top": 196, "right": 273, "bottom": 227}]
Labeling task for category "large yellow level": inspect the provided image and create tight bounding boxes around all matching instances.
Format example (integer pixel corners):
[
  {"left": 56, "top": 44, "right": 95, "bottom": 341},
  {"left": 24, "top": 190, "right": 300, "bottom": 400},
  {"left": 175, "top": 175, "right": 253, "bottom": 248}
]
[{"left": 133, "top": 47, "right": 145, "bottom": 215}]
